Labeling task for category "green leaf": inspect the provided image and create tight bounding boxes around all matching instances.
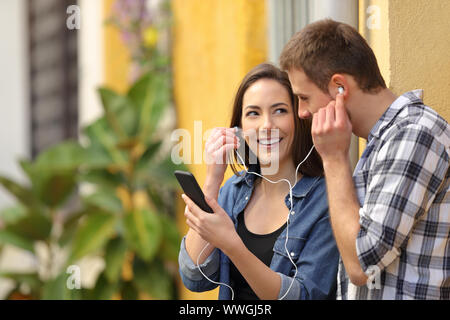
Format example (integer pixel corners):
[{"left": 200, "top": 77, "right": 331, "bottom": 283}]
[
  {"left": 34, "top": 141, "right": 85, "bottom": 172},
  {"left": 34, "top": 171, "right": 77, "bottom": 209},
  {"left": 133, "top": 258, "right": 174, "bottom": 299},
  {"left": 77, "top": 169, "right": 124, "bottom": 191},
  {"left": 104, "top": 237, "right": 127, "bottom": 283},
  {"left": 42, "top": 272, "right": 70, "bottom": 300},
  {"left": 135, "top": 141, "right": 162, "bottom": 171},
  {"left": 82, "top": 191, "right": 123, "bottom": 214},
  {"left": 88, "top": 271, "right": 119, "bottom": 300},
  {"left": 146, "top": 186, "right": 166, "bottom": 213},
  {"left": 81, "top": 144, "right": 114, "bottom": 170},
  {"left": 83, "top": 118, "right": 128, "bottom": 167},
  {"left": 0, "top": 176, "right": 35, "bottom": 207},
  {"left": 0, "top": 205, "right": 27, "bottom": 225},
  {"left": 127, "top": 73, "right": 153, "bottom": 109},
  {"left": 0, "top": 229, "right": 34, "bottom": 252},
  {"left": 123, "top": 209, "right": 162, "bottom": 262},
  {"left": 158, "top": 214, "right": 181, "bottom": 263},
  {"left": 18, "top": 159, "right": 35, "bottom": 184},
  {"left": 16, "top": 143, "right": 83, "bottom": 208},
  {"left": 120, "top": 281, "right": 138, "bottom": 300},
  {"left": 7, "top": 208, "right": 52, "bottom": 241},
  {"left": 98, "top": 87, "right": 138, "bottom": 138},
  {"left": 127, "top": 73, "right": 170, "bottom": 141},
  {"left": 143, "top": 154, "right": 185, "bottom": 188},
  {"left": 59, "top": 207, "right": 95, "bottom": 248},
  {"left": 68, "top": 212, "right": 117, "bottom": 263}
]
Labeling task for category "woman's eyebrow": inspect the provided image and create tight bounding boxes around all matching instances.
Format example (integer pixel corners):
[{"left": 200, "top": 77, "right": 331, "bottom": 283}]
[
  {"left": 244, "top": 102, "right": 288, "bottom": 110},
  {"left": 243, "top": 105, "right": 260, "bottom": 110},
  {"left": 270, "top": 102, "right": 289, "bottom": 108}
]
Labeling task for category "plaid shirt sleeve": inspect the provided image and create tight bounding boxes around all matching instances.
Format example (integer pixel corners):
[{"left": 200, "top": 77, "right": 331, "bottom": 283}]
[{"left": 356, "top": 124, "right": 449, "bottom": 273}]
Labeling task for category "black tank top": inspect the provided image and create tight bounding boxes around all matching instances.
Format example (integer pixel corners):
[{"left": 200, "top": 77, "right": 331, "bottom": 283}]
[{"left": 229, "top": 212, "right": 287, "bottom": 300}]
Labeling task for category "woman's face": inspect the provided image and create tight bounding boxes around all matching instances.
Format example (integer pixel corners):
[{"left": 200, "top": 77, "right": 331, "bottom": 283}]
[{"left": 241, "top": 78, "right": 295, "bottom": 170}]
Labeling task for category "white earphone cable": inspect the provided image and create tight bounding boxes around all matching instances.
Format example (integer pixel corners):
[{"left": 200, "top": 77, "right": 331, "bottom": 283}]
[
  {"left": 196, "top": 242, "right": 235, "bottom": 300},
  {"left": 196, "top": 143, "right": 315, "bottom": 300}
]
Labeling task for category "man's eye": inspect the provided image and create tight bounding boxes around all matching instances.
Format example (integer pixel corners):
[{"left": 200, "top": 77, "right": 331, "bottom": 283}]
[{"left": 299, "top": 96, "right": 308, "bottom": 102}]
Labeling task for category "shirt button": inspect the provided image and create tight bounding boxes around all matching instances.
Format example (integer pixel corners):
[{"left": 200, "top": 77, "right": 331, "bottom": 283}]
[
  {"left": 290, "top": 252, "right": 295, "bottom": 257},
  {"left": 245, "top": 196, "right": 249, "bottom": 200},
  {"left": 290, "top": 211, "right": 295, "bottom": 215}
]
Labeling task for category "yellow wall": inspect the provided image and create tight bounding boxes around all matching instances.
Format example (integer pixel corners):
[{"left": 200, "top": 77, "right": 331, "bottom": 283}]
[
  {"left": 172, "top": 0, "right": 267, "bottom": 300},
  {"left": 358, "top": 0, "right": 391, "bottom": 154},
  {"left": 359, "top": 0, "right": 391, "bottom": 88},
  {"left": 388, "top": 0, "right": 450, "bottom": 121},
  {"left": 359, "top": 0, "right": 450, "bottom": 123},
  {"left": 103, "top": 0, "right": 131, "bottom": 94}
]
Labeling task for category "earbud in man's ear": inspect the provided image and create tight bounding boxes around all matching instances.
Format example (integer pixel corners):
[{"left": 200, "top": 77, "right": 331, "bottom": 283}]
[{"left": 338, "top": 86, "right": 344, "bottom": 94}]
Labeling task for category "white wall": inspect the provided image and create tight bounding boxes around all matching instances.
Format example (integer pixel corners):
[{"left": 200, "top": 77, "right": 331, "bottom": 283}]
[
  {"left": 309, "top": 0, "right": 358, "bottom": 26},
  {"left": 0, "top": 0, "right": 31, "bottom": 299},
  {"left": 78, "top": 0, "right": 104, "bottom": 135},
  {"left": 0, "top": 0, "right": 30, "bottom": 208}
]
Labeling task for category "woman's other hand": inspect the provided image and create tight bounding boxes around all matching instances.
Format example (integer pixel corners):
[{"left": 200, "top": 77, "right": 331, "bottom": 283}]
[{"left": 203, "top": 127, "right": 239, "bottom": 195}]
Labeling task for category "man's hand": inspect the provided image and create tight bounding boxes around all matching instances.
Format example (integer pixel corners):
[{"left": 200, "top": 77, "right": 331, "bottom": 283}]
[
  {"left": 311, "top": 93, "right": 352, "bottom": 163},
  {"left": 310, "top": 93, "right": 368, "bottom": 286}
]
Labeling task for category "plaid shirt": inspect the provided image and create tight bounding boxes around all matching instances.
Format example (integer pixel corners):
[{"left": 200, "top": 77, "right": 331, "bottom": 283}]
[{"left": 337, "top": 90, "right": 450, "bottom": 300}]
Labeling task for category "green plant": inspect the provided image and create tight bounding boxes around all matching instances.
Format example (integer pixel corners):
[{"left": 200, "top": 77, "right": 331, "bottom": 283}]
[
  {"left": 0, "top": 141, "right": 88, "bottom": 299},
  {"left": 78, "top": 71, "right": 185, "bottom": 300},
  {"left": 0, "top": 0, "right": 183, "bottom": 300},
  {"left": 0, "top": 72, "right": 185, "bottom": 299}
]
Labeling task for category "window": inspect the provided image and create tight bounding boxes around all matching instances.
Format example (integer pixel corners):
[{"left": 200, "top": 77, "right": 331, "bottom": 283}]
[{"left": 28, "top": 0, "right": 79, "bottom": 158}]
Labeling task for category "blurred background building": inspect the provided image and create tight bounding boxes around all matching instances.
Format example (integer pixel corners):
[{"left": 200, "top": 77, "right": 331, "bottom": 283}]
[{"left": 0, "top": 0, "right": 449, "bottom": 300}]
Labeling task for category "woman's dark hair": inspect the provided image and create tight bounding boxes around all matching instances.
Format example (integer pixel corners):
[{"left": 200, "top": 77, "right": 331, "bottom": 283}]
[{"left": 229, "top": 63, "right": 323, "bottom": 177}]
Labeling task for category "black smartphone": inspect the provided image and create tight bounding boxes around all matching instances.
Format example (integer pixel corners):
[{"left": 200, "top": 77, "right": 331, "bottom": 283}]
[{"left": 174, "top": 170, "right": 214, "bottom": 213}]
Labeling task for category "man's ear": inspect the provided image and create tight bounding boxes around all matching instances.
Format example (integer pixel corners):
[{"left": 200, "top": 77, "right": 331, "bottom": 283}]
[{"left": 329, "top": 74, "right": 349, "bottom": 98}]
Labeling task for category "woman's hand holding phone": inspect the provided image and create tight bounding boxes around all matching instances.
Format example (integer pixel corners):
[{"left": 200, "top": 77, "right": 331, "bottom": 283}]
[{"left": 182, "top": 193, "right": 239, "bottom": 255}]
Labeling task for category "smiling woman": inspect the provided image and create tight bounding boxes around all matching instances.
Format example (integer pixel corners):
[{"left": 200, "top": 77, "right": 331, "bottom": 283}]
[
  {"left": 178, "top": 63, "right": 340, "bottom": 300},
  {"left": 229, "top": 64, "right": 323, "bottom": 178},
  {"left": 240, "top": 81, "right": 293, "bottom": 170}
]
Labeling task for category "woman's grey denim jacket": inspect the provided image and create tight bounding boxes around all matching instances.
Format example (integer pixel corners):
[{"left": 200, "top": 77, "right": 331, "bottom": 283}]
[{"left": 178, "top": 169, "right": 339, "bottom": 300}]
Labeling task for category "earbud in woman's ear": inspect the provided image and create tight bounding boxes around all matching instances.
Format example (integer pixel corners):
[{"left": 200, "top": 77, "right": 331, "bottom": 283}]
[{"left": 338, "top": 86, "right": 344, "bottom": 94}]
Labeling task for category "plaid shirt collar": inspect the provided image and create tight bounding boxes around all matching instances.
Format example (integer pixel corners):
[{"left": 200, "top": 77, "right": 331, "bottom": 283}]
[{"left": 368, "top": 89, "right": 424, "bottom": 142}]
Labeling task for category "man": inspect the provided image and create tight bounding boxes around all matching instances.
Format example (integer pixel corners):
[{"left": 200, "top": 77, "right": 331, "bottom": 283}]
[{"left": 280, "top": 19, "right": 449, "bottom": 299}]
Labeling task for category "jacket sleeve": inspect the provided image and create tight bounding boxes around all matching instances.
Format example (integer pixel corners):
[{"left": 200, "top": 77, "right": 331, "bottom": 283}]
[
  {"left": 178, "top": 236, "right": 220, "bottom": 292},
  {"left": 178, "top": 175, "right": 238, "bottom": 292}
]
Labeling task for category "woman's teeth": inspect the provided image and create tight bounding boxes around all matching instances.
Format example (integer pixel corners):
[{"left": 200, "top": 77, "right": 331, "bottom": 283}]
[{"left": 258, "top": 138, "right": 282, "bottom": 146}]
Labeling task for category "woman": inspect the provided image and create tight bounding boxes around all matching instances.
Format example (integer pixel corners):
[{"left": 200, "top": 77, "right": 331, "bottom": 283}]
[{"left": 178, "top": 63, "right": 339, "bottom": 300}]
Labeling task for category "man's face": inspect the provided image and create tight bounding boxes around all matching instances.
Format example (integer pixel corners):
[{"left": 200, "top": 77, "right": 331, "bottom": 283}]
[{"left": 287, "top": 68, "right": 333, "bottom": 119}]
